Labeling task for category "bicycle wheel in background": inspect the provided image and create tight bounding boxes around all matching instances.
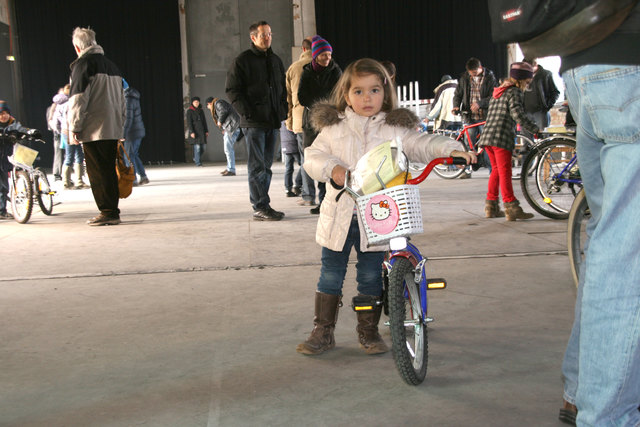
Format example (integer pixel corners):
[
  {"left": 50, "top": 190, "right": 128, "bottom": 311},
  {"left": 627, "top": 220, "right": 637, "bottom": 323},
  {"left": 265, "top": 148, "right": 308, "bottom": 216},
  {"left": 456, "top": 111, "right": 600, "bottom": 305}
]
[
  {"left": 568, "top": 189, "right": 589, "bottom": 288},
  {"left": 11, "top": 170, "right": 34, "bottom": 224},
  {"left": 520, "top": 138, "right": 579, "bottom": 219},
  {"left": 388, "top": 257, "right": 428, "bottom": 385},
  {"left": 535, "top": 139, "right": 581, "bottom": 216},
  {"left": 34, "top": 168, "right": 54, "bottom": 215}
]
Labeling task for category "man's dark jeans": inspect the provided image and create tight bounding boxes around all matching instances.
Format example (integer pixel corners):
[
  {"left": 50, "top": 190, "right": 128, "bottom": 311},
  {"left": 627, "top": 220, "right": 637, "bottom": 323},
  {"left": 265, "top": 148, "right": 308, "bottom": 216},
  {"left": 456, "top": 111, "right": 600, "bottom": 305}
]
[
  {"left": 242, "top": 127, "right": 276, "bottom": 211},
  {"left": 82, "top": 139, "right": 120, "bottom": 218}
]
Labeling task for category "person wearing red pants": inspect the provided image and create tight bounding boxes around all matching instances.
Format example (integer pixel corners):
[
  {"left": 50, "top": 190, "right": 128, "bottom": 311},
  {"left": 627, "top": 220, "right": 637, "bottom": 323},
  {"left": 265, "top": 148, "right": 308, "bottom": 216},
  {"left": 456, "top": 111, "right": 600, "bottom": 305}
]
[{"left": 478, "top": 62, "right": 539, "bottom": 221}]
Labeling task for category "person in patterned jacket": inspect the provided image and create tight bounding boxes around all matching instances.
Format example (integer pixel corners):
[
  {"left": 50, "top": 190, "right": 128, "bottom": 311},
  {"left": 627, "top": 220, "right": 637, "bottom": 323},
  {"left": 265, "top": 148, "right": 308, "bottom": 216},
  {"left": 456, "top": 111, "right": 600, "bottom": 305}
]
[{"left": 478, "top": 62, "right": 539, "bottom": 221}]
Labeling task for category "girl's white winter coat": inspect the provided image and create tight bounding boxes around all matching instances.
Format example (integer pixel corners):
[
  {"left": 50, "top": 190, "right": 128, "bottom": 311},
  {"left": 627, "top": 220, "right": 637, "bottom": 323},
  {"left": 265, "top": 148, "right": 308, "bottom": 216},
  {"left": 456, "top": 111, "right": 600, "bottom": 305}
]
[{"left": 304, "top": 104, "right": 464, "bottom": 252}]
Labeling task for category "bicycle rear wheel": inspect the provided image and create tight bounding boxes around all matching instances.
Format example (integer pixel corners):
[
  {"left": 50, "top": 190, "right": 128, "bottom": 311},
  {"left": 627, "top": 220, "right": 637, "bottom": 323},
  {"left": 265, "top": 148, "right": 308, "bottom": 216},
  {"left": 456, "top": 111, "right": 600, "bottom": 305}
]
[
  {"left": 11, "top": 170, "right": 33, "bottom": 224},
  {"left": 388, "top": 257, "right": 428, "bottom": 385},
  {"left": 520, "top": 138, "right": 579, "bottom": 219},
  {"left": 34, "top": 168, "right": 54, "bottom": 215},
  {"left": 568, "top": 189, "right": 589, "bottom": 288}
]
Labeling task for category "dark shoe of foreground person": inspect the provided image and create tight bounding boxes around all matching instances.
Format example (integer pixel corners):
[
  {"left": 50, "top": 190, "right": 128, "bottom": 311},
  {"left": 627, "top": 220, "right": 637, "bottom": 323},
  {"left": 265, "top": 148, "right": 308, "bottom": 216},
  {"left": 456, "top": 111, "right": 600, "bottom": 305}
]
[
  {"left": 558, "top": 400, "right": 577, "bottom": 426},
  {"left": 355, "top": 295, "right": 389, "bottom": 355},
  {"left": 296, "top": 292, "right": 341, "bottom": 355},
  {"left": 253, "top": 209, "right": 282, "bottom": 221},
  {"left": 484, "top": 199, "right": 505, "bottom": 218},
  {"left": 87, "top": 214, "right": 121, "bottom": 226},
  {"left": 504, "top": 200, "right": 534, "bottom": 221},
  {"left": 310, "top": 206, "right": 320, "bottom": 215}
]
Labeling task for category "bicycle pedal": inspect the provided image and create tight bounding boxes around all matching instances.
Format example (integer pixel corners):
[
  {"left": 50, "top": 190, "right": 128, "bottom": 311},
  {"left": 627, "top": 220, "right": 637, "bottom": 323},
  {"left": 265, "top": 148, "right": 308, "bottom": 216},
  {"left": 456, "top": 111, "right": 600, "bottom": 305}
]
[{"left": 351, "top": 295, "right": 381, "bottom": 312}]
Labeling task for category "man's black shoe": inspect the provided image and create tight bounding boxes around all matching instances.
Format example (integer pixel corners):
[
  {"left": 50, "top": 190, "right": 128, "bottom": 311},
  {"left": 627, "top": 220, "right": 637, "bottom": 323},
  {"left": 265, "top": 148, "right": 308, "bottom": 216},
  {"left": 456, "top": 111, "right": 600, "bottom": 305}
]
[
  {"left": 253, "top": 209, "right": 282, "bottom": 221},
  {"left": 267, "top": 207, "right": 285, "bottom": 219}
]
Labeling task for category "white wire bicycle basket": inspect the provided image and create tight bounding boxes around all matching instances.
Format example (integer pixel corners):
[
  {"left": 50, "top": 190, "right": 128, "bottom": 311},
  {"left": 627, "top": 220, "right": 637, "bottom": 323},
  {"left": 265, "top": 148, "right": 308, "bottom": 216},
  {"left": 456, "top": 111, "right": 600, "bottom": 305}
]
[{"left": 355, "top": 183, "right": 423, "bottom": 246}]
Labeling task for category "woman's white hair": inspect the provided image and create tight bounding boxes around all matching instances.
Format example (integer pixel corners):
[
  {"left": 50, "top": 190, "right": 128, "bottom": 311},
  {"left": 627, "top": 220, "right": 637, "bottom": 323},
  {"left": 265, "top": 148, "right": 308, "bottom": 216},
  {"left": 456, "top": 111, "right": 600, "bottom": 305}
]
[{"left": 72, "top": 27, "right": 97, "bottom": 50}]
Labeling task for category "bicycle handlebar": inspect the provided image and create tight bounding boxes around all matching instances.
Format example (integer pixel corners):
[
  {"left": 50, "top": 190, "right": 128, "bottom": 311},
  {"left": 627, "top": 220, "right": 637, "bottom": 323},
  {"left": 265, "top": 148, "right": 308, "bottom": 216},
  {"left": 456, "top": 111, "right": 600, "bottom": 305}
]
[{"left": 407, "top": 157, "right": 468, "bottom": 185}]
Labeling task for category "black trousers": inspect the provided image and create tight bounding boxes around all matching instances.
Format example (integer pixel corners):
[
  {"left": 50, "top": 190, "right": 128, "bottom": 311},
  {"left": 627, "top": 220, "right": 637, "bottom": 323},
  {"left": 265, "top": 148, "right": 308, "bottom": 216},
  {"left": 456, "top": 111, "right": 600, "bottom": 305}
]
[{"left": 82, "top": 139, "right": 120, "bottom": 217}]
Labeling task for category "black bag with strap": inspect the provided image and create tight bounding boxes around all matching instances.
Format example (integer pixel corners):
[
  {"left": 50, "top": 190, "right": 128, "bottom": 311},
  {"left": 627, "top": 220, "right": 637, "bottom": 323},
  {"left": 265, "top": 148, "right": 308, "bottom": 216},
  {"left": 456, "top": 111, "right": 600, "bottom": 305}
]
[{"left": 488, "top": 0, "right": 639, "bottom": 58}]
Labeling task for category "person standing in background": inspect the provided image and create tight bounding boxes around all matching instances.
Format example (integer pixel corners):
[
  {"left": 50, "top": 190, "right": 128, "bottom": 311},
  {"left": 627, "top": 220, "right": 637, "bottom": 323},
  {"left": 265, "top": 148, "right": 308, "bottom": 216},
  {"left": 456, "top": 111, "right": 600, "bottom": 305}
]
[
  {"left": 123, "top": 80, "right": 149, "bottom": 185},
  {"left": 186, "top": 96, "right": 208, "bottom": 167},
  {"left": 286, "top": 37, "right": 314, "bottom": 204},
  {"left": 522, "top": 58, "right": 559, "bottom": 136}
]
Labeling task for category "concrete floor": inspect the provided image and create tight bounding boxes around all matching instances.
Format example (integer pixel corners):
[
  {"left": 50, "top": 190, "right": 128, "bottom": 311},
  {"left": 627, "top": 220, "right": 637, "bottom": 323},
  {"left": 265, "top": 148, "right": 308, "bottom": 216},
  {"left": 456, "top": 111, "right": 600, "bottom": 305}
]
[{"left": 0, "top": 162, "right": 577, "bottom": 426}]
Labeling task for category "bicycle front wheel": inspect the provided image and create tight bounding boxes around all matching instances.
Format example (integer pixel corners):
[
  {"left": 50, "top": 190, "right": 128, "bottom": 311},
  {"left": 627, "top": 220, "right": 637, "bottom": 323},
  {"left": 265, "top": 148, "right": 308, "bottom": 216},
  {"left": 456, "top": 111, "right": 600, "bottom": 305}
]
[
  {"left": 568, "top": 189, "right": 589, "bottom": 288},
  {"left": 11, "top": 170, "right": 33, "bottom": 224},
  {"left": 388, "top": 257, "right": 428, "bottom": 385},
  {"left": 34, "top": 168, "right": 54, "bottom": 215}
]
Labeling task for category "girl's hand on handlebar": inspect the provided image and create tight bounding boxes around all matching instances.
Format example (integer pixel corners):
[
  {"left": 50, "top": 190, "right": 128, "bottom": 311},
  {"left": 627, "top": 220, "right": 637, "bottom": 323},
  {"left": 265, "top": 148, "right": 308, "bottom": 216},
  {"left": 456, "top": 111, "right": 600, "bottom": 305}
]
[
  {"left": 451, "top": 150, "right": 477, "bottom": 165},
  {"left": 331, "top": 165, "right": 348, "bottom": 187}
]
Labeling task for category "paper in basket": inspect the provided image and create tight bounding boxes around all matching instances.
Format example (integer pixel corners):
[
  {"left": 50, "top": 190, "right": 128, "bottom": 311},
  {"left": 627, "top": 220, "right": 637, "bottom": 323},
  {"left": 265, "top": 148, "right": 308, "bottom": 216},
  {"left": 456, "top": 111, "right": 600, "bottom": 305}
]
[{"left": 351, "top": 137, "right": 407, "bottom": 195}]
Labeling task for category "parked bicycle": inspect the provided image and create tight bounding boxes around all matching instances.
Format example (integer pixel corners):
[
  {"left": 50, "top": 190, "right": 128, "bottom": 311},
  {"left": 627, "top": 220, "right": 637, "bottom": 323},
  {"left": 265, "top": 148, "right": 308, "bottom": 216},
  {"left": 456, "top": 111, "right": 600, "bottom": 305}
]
[
  {"left": 520, "top": 130, "right": 580, "bottom": 220},
  {"left": 344, "top": 155, "right": 467, "bottom": 385},
  {"left": 413, "top": 121, "right": 534, "bottom": 179},
  {"left": 2, "top": 128, "right": 55, "bottom": 223}
]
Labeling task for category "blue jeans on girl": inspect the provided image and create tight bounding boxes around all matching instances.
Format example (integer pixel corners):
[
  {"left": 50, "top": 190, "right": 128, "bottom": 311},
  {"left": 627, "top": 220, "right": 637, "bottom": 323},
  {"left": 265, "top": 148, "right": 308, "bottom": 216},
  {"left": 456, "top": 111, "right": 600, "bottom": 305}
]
[{"left": 317, "top": 217, "right": 385, "bottom": 297}]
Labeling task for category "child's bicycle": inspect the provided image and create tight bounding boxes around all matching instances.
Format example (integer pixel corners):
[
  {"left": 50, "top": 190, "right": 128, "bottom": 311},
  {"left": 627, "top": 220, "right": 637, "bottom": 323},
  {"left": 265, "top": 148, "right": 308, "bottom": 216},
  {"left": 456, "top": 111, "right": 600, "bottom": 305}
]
[
  {"left": 2, "top": 129, "right": 55, "bottom": 223},
  {"left": 342, "top": 155, "right": 468, "bottom": 385}
]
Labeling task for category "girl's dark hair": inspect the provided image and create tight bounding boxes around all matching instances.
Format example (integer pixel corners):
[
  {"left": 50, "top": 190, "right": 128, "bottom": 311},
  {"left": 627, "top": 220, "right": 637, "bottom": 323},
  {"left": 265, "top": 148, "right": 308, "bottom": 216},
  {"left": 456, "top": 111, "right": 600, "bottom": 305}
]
[{"left": 331, "top": 58, "right": 397, "bottom": 113}]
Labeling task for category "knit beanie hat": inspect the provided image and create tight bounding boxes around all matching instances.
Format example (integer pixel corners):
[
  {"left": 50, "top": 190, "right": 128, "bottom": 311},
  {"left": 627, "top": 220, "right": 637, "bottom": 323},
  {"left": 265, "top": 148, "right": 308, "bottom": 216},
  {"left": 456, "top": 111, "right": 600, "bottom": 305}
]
[
  {"left": 510, "top": 62, "right": 534, "bottom": 80},
  {"left": 0, "top": 100, "right": 10, "bottom": 114},
  {"left": 191, "top": 96, "right": 200, "bottom": 103},
  {"left": 311, "top": 35, "right": 332, "bottom": 60}
]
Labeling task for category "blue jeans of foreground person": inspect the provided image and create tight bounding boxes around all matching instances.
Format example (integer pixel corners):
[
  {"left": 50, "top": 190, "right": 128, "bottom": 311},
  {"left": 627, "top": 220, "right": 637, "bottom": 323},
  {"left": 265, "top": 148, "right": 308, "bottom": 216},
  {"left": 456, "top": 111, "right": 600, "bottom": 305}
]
[
  {"left": 243, "top": 127, "right": 276, "bottom": 211},
  {"left": 562, "top": 65, "right": 640, "bottom": 427},
  {"left": 124, "top": 138, "right": 147, "bottom": 180},
  {"left": 223, "top": 128, "right": 241, "bottom": 174},
  {"left": 317, "top": 218, "right": 385, "bottom": 297}
]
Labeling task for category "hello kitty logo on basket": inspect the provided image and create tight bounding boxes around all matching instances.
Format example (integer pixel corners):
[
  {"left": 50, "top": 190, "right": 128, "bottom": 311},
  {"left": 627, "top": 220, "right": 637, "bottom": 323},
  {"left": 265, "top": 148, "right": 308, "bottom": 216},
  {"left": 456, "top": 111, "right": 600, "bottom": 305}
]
[{"left": 365, "top": 195, "right": 399, "bottom": 235}]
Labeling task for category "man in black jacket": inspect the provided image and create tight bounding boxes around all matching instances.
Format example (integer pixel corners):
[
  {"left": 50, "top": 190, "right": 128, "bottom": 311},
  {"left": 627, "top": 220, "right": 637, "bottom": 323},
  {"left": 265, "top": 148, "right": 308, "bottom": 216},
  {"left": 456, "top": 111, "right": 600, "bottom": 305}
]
[
  {"left": 452, "top": 57, "right": 498, "bottom": 175},
  {"left": 226, "top": 20, "right": 288, "bottom": 221},
  {"left": 522, "top": 58, "right": 560, "bottom": 134}
]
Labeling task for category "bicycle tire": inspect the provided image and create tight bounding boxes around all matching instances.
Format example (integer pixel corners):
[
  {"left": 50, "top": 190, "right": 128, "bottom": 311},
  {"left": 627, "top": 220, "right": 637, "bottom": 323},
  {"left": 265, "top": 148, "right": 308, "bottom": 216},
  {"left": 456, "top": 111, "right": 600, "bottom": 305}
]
[
  {"left": 520, "top": 138, "right": 579, "bottom": 219},
  {"left": 568, "top": 189, "right": 589, "bottom": 288},
  {"left": 11, "top": 170, "right": 33, "bottom": 224},
  {"left": 34, "top": 168, "right": 54, "bottom": 215},
  {"left": 388, "top": 257, "right": 428, "bottom": 385}
]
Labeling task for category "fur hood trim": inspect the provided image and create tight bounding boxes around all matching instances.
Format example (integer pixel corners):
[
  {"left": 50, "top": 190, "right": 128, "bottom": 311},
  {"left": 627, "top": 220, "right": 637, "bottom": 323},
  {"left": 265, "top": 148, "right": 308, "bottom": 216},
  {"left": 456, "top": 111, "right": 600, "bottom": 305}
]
[{"left": 310, "top": 102, "right": 419, "bottom": 132}]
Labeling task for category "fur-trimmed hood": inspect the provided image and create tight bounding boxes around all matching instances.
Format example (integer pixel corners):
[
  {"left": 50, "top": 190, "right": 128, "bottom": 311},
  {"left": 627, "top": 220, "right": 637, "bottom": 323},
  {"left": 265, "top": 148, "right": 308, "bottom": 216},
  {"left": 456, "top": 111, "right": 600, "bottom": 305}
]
[{"left": 310, "top": 102, "right": 419, "bottom": 132}]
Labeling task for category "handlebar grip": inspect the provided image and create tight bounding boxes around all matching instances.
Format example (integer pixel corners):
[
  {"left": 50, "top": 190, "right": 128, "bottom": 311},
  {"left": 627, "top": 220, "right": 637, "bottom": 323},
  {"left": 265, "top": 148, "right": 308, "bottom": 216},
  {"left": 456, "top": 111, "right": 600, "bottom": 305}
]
[{"left": 449, "top": 157, "right": 468, "bottom": 165}]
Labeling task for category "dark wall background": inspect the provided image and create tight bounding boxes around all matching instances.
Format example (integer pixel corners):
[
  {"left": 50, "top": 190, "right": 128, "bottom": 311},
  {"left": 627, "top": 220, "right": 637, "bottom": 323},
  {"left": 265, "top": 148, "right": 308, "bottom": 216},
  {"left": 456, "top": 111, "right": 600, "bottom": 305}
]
[
  {"left": 315, "top": 0, "right": 507, "bottom": 95},
  {"left": 13, "top": 0, "right": 184, "bottom": 166}
]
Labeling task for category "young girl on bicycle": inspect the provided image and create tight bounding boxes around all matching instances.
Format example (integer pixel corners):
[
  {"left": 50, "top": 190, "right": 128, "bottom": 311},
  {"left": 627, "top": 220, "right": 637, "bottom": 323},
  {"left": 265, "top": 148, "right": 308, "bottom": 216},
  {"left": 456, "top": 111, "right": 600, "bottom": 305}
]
[
  {"left": 297, "top": 58, "right": 475, "bottom": 356},
  {"left": 477, "top": 62, "right": 539, "bottom": 220}
]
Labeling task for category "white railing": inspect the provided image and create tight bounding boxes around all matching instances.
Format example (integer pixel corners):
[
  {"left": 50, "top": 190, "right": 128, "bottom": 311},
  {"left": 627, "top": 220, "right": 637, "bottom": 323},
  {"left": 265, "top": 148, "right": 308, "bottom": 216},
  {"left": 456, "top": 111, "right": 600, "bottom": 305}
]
[{"left": 397, "top": 81, "right": 431, "bottom": 119}]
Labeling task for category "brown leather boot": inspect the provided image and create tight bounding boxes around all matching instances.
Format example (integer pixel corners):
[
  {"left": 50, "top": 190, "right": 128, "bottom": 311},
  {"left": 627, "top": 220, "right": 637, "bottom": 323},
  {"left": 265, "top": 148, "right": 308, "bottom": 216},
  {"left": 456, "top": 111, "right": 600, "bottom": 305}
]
[
  {"left": 296, "top": 292, "right": 341, "bottom": 355},
  {"left": 504, "top": 200, "right": 534, "bottom": 221},
  {"left": 484, "top": 199, "right": 505, "bottom": 218},
  {"left": 356, "top": 295, "right": 389, "bottom": 355}
]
